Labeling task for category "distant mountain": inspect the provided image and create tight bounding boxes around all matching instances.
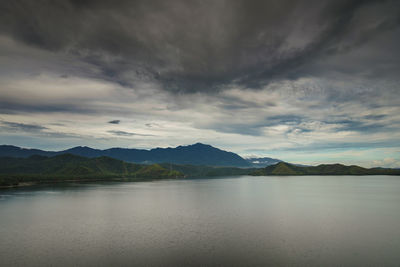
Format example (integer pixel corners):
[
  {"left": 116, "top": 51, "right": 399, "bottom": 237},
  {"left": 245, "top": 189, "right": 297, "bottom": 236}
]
[
  {"left": 0, "top": 145, "right": 54, "bottom": 158},
  {"left": 0, "top": 143, "right": 251, "bottom": 167},
  {"left": 245, "top": 157, "right": 281, "bottom": 167},
  {"left": 251, "top": 162, "right": 400, "bottom": 176},
  {"left": 0, "top": 154, "right": 183, "bottom": 187}
]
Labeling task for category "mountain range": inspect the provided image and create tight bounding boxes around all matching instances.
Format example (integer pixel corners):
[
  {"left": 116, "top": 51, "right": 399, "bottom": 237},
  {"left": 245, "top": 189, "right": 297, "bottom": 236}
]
[
  {"left": 1, "top": 154, "right": 399, "bottom": 188},
  {"left": 0, "top": 143, "right": 278, "bottom": 167}
]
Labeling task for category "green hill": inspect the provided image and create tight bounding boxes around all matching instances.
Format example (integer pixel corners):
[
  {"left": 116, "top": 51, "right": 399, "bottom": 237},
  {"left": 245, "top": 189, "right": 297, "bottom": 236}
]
[
  {"left": 0, "top": 154, "right": 183, "bottom": 187},
  {"left": 251, "top": 162, "right": 400, "bottom": 176}
]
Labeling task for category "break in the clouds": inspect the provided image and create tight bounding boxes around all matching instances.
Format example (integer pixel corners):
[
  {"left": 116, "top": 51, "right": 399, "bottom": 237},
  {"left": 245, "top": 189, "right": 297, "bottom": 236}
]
[{"left": 0, "top": 0, "right": 399, "bottom": 167}]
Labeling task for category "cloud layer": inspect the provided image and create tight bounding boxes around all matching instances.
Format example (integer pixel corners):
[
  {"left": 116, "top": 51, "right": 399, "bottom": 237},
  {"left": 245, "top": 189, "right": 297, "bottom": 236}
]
[
  {"left": 0, "top": 0, "right": 399, "bottom": 167},
  {"left": 2, "top": 0, "right": 399, "bottom": 90}
]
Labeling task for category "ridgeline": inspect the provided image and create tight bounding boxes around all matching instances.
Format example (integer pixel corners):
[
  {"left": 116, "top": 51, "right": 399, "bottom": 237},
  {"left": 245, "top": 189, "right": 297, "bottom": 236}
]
[{"left": 0, "top": 143, "right": 251, "bottom": 167}]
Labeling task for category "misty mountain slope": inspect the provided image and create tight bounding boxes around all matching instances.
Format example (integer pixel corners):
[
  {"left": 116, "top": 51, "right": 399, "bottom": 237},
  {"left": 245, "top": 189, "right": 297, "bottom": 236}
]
[{"left": 245, "top": 157, "right": 282, "bottom": 167}]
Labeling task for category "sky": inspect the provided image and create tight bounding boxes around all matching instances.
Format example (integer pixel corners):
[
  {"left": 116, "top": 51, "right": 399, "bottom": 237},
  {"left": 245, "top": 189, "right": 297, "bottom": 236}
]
[{"left": 0, "top": 0, "right": 399, "bottom": 167}]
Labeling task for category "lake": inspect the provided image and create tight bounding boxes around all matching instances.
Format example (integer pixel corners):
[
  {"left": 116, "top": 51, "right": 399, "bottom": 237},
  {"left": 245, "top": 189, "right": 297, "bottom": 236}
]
[{"left": 1, "top": 175, "right": 400, "bottom": 266}]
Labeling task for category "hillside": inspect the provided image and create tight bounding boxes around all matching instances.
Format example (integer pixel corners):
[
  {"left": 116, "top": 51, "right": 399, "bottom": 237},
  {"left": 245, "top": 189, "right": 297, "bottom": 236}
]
[
  {"left": 0, "top": 154, "right": 183, "bottom": 187},
  {"left": 0, "top": 143, "right": 250, "bottom": 167},
  {"left": 251, "top": 162, "right": 400, "bottom": 176},
  {"left": 160, "top": 163, "right": 255, "bottom": 177}
]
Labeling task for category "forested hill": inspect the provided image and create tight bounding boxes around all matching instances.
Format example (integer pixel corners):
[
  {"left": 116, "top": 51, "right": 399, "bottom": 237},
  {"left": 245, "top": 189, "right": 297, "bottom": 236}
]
[
  {"left": 251, "top": 162, "right": 400, "bottom": 176},
  {"left": 0, "top": 154, "right": 183, "bottom": 187}
]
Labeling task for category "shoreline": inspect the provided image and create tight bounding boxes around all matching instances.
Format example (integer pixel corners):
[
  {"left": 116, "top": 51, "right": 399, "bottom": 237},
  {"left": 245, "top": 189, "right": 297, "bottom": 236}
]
[
  {"left": 1, "top": 174, "right": 399, "bottom": 190},
  {"left": 0, "top": 177, "right": 183, "bottom": 190},
  {"left": 0, "top": 182, "right": 37, "bottom": 189}
]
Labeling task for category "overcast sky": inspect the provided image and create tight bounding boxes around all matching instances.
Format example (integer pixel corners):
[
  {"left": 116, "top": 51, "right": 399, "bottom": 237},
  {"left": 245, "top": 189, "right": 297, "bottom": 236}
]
[{"left": 0, "top": 0, "right": 399, "bottom": 167}]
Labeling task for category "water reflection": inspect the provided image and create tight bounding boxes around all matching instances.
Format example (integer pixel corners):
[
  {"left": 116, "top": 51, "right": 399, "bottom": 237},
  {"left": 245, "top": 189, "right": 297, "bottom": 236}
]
[{"left": 1, "top": 175, "right": 400, "bottom": 266}]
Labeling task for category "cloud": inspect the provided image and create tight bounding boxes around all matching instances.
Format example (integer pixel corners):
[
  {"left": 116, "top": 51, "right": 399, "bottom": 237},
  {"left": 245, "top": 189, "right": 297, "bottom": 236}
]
[
  {"left": 0, "top": 121, "right": 48, "bottom": 132},
  {"left": 0, "top": 0, "right": 398, "bottom": 91},
  {"left": 372, "top": 158, "right": 400, "bottom": 168},
  {"left": 0, "top": 120, "right": 84, "bottom": 139},
  {"left": 107, "top": 130, "right": 154, "bottom": 137},
  {"left": 0, "top": 0, "right": 399, "bottom": 167}
]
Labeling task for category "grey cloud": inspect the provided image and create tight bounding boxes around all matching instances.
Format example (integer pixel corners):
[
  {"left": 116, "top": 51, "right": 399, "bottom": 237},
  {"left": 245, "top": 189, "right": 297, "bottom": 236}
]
[
  {"left": 328, "top": 119, "right": 386, "bottom": 133},
  {"left": 264, "top": 115, "right": 304, "bottom": 127},
  {"left": 41, "top": 132, "right": 84, "bottom": 139},
  {"left": 195, "top": 115, "right": 306, "bottom": 136},
  {"left": 0, "top": 101, "right": 96, "bottom": 115},
  {"left": 108, "top": 120, "right": 120, "bottom": 124},
  {"left": 275, "top": 140, "right": 400, "bottom": 152},
  {"left": 145, "top": 123, "right": 161, "bottom": 128},
  {"left": 196, "top": 105, "right": 399, "bottom": 137},
  {"left": 364, "top": 114, "right": 387, "bottom": 120},
  {"left": 0, "top": 120, "right": 82, "bottom": 139},
  {"left": 218, "top": 94, "right": 277, "bottom": 110},
  {"left": 107, "top": 130, "right": 154, "bottom": 137},
  {"left": 1, "top": 121, "right": 48, "bottom": 132},
  {"left": 205, "top": 123, "right": 265, "bottom": 136},
  {"left": 1, "top": 0, "right": 398, "bottom": 92}
]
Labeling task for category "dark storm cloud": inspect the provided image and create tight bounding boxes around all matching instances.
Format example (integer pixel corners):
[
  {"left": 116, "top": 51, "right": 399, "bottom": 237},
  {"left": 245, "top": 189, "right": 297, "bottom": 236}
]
[
  {"left": 1, "top": 0, "right": 398, "bottom": 92},
  {"left": 245, "top": 0, "right": 400, "bottom": 86},
  {"left": 108, "top": 120, "right": 121, "bottom": 124}
]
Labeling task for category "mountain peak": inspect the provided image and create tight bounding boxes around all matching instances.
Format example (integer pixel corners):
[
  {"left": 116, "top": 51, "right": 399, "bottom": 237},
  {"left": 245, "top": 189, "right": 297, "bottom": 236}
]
[
  {"left": 68, "top": 146, "right": 93, "bottom": 150},
  {"left": 275, "top": 161, "right": 290, "bottom": 167},
  {"left": 192, "top": 142, "right": 210, "bottom": 147},
  {"left": 177, "top": 143, "right": 213, "bottom": 149}
]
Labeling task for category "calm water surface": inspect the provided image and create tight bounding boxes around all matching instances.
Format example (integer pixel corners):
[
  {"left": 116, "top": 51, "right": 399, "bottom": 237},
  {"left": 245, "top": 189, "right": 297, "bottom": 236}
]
[{"left": 1, "top": 175, "right": 400, "bottom": 266}]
